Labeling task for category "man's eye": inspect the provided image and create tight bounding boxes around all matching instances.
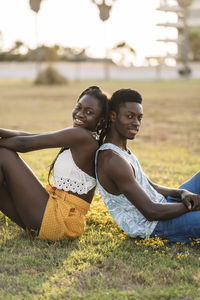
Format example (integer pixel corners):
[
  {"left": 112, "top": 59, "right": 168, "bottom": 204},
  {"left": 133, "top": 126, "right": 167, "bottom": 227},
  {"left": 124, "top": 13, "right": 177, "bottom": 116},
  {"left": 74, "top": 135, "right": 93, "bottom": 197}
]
[{"left": 127, "top": 115, "right": 132, "bottom": 119}]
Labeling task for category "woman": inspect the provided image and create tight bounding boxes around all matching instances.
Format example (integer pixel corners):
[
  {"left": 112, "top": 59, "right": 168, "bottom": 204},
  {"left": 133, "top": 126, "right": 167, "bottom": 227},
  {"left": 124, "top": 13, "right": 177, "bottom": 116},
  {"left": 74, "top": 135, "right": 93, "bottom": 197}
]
[{"left": 0, "top": 86, "right": 109, "bottom": 241}]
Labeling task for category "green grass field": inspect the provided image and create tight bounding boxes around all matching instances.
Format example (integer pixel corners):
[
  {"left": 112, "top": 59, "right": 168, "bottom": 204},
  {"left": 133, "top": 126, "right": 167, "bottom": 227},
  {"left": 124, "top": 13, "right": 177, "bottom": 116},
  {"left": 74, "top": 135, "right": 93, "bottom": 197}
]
[{"left": 0, "top": 79, "right": 200, "bottom": 299}]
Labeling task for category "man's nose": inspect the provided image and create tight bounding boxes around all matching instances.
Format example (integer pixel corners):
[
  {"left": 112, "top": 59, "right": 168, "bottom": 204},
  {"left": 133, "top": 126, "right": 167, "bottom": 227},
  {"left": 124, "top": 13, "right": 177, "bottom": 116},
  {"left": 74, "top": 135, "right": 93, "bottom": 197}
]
[{"left": 132, "top": 117, "right": 140, "bottom": 126}]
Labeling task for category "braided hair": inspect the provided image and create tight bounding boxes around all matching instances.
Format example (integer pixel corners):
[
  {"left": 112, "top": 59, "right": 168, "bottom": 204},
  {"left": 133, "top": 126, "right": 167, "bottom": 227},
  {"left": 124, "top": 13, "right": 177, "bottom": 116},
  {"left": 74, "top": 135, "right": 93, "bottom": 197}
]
[{"left": 48, "top": 86, "right": 109, "bottom": 183}]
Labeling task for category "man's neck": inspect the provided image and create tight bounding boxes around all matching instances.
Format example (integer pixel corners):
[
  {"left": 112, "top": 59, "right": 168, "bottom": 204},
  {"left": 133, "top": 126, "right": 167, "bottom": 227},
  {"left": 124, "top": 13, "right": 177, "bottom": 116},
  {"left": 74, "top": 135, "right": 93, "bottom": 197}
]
[{"left": 104, "top": 130, "right": 128, "bottom": 151}]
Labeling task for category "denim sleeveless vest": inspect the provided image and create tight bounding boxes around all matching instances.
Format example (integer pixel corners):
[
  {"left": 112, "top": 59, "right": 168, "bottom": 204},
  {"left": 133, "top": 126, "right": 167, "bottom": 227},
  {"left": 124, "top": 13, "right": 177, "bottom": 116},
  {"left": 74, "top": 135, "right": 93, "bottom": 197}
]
[{"left": 95, "top": 143, "right": 167, "bottom": 238}]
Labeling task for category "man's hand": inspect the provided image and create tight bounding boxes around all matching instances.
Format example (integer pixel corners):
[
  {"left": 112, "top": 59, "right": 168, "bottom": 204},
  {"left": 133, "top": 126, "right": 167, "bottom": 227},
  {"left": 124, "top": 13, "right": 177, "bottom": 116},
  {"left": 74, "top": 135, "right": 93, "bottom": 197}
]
[{"left": 181, "top": 190, "right": 200, "bottom": 210}]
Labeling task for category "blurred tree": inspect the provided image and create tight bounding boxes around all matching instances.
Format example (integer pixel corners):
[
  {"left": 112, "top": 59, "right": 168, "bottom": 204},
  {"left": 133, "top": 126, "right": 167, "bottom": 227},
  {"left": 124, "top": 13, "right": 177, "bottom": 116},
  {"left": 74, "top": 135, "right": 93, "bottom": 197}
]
[
  {"left": 0, "top": 40, "right": 28, "bottom": 61},
  {"left": 110, "top": 41, "right": 136, "bottom": 67},
  {"left": 188, "top": 29, "right": 200, "bottom": 61},
  {"left": 34, "top": 65, "right": 68, "bottom": 85},
  {"left": 9, "top": 41, "right": 24, "bottom": 54},
  {"left": 0, "top": 43, "right": 88, "bottom": 62},
  {"left": 0, "top": 32, "right": 4, "bottom": 60},
  {"left": 59, "top": 47, "right": 87, "bottom": 61},
  {"left": 29, "top": 45, "right": 59, "bottom": 61},
  {"left": 176, "top": 0, "right": 194, "bottom": 76},
  {"left": 0, "top": 31, "right": 3, "bottom": 50}
]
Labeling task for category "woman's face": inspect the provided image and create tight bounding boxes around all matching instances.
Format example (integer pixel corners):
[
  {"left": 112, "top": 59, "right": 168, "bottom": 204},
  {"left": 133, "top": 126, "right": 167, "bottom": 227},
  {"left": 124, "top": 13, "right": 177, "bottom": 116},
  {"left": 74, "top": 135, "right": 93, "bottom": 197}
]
[{"left": 72, "top": 94, "right": 104, "bottom": 131}]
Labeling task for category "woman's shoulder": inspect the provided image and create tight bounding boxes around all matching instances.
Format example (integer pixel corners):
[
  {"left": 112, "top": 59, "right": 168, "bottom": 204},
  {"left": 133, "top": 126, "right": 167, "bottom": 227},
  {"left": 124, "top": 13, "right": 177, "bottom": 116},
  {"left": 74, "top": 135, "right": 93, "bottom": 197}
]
[
  {"left": 68, "top": 127, "right": 99, "bottom": 151},
  {"left": 74, "top": 127, "right": 98, "bottom": 141},
  {"left": 62, "top": 126, "right": 95, "bottom": 141}
]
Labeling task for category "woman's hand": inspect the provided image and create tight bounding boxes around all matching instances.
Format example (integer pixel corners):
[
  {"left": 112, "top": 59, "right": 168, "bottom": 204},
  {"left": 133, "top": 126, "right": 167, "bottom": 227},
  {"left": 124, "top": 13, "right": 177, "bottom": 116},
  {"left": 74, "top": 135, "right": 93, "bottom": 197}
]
[
  {"left": 0, "top": 128, "right": 32, "bottom": 138},
  {"left": 181, "top": 190, "right": 200, "bottom": 210}
]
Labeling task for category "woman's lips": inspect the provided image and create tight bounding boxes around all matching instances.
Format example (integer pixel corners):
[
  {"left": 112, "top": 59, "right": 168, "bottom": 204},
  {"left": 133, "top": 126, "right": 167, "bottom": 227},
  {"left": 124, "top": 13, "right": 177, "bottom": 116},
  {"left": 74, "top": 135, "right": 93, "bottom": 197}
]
[{"left": 74, "top": 118, "right": 84, "bottom": 125}]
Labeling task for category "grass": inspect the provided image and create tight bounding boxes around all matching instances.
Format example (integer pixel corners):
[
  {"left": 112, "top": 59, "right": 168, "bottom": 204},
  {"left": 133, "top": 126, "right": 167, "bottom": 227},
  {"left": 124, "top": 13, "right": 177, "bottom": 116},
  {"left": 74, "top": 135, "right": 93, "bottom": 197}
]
[{"left": 0, "top": 79, "right": 200, "bottom": 299}]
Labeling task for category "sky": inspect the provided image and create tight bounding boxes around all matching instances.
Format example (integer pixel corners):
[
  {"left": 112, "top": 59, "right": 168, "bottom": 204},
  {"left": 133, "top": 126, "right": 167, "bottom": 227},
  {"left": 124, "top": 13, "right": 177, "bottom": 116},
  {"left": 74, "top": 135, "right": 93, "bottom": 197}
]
[{"left": 0, "top": 0, "right": 178, "bottom": 66}]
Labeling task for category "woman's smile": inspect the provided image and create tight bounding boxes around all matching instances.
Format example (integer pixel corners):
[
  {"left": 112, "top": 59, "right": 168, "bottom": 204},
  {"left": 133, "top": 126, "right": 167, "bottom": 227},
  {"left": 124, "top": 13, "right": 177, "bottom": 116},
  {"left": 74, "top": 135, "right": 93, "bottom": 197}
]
[{"left": 73, "top": 117, "right": 85, "bottom": 126}]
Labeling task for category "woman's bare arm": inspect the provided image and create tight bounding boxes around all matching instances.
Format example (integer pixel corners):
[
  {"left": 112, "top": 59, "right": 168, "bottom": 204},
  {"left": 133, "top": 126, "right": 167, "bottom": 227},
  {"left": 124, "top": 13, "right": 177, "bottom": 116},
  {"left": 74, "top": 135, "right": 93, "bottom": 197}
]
[
  {"left": 0, "top": 128, "right": 35, "bottom": 138},
  {"left": 0, "top": 127, "right": 92, "bottom": 153}
]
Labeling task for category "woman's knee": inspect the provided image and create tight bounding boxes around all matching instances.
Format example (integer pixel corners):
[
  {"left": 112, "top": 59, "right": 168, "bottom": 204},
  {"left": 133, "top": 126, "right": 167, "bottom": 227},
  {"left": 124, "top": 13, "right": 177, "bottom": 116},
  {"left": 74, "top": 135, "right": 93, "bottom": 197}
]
[
  {"left": 0, "top": 148, "right": 18, "bottom": 160},
  {"left": 0, "top": 149, "right": 19, "bottom": 176}
]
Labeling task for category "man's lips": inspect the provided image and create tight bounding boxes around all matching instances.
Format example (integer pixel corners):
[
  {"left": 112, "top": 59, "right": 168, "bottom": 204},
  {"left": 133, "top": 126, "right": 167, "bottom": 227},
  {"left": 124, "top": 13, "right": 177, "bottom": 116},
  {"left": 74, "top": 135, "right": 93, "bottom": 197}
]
[{"left": 128, "top": 128, "right": 138, "bottom": 134}]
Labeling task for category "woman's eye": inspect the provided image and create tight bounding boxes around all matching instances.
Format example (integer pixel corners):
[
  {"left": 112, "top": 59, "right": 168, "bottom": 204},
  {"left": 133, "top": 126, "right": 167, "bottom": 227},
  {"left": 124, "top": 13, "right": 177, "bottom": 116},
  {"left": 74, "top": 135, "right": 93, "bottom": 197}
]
[
  {"left": 86, "top": 110, "right": 93, "bottom": 115},
  {"left": 75, "top": 105, "right": 81, "bottom": 110},
  {"left": 127, "top": 115, "right": 132, "bottom": 119}
]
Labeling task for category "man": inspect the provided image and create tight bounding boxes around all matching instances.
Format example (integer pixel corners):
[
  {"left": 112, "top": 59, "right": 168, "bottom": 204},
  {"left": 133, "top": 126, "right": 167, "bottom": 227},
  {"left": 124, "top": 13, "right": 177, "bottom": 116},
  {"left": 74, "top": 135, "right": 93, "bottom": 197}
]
[{"left": 96, "top": 88, "right": 200, "bottom": 242}]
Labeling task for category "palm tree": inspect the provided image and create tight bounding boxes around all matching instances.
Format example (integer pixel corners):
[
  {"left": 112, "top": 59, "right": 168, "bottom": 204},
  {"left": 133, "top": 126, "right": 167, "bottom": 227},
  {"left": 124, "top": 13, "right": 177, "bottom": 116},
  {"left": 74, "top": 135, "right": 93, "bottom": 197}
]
[
  {"left": 29, "top": 0, "right": 43, "bottom": 13},
  {"left": 91, "top": 0, "right": 118, "bottom": 79},
  {"left": 29, "top": 0, "right": 44, "bottom": 75},
  {"left": 91, "top": 0, "right": 117, "bottom": 21},
  {"left": 177, "top": 0, "right": 193, "bottom": 8}
]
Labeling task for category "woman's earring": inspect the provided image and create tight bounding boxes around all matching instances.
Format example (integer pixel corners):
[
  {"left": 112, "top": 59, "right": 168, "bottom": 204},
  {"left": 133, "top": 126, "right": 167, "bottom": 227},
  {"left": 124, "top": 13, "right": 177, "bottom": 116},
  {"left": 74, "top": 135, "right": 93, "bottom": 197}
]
[{"left": 93, "top": 121, "right": 102, "bottom": 138}]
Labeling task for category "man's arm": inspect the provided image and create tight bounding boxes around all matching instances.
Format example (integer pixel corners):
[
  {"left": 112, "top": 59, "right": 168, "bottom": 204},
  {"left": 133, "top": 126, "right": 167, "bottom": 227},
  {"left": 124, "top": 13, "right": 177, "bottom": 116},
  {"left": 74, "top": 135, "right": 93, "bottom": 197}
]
[
  {"left": 148, "top": 178, "right": 200, "bottom": 210},
  {"left": 104, "top": 153, "right": 197, "bottom": 221}
]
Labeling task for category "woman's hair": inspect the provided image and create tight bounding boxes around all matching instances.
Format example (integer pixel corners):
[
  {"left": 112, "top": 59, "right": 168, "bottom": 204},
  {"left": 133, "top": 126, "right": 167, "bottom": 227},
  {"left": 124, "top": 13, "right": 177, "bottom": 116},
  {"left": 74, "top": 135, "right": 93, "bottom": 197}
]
[
  {"left": 77, "top": 86, "right": 109, "bottom": 145},
  {"left": 48, "top": 86, "right": 109, "bottom": 183}
]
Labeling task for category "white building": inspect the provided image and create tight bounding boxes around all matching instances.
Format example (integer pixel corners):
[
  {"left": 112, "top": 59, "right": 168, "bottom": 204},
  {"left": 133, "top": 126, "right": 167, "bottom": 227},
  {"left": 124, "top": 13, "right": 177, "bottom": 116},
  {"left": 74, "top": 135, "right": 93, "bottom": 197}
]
[{"left": 156, "top": 0, "right": 200, "bottom": 65}]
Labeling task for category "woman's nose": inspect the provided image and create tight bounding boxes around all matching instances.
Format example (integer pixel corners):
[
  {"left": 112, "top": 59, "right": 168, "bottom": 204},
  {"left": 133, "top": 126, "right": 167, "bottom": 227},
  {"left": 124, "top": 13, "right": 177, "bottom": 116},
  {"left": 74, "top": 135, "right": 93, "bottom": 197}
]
[{"left": 76, "top": 110, "right": 84, "bottom": 118}]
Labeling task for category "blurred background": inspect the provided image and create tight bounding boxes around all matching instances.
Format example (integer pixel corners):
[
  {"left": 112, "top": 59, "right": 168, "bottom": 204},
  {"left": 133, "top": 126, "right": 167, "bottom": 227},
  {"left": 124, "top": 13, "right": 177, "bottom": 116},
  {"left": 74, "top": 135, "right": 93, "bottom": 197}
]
[{"left": 0, "top": 0, "right": 199, "bottom": 81}]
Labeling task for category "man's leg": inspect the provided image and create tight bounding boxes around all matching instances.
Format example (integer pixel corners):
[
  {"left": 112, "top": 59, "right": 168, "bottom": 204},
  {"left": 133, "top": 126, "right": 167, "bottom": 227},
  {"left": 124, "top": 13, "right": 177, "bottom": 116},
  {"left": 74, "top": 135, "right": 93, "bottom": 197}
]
[
  {"left": 151, "top": 171, "right": 200, "bottom": 242},
  {"left": 150, "top": 210, "right": 200, "bottom": 243},
  {"left": 167, "top": 171, "right": 200, "bottom": 202},
  {"left": 179, "top": 171, "right": 200, "bottom": 193}
]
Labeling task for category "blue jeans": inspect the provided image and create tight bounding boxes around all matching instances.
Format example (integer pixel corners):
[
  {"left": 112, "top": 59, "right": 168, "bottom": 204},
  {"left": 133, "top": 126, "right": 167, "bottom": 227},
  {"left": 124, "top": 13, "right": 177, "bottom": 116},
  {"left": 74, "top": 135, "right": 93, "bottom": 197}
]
[{"left": 150, "top": 171, "right": 200, "bottom": 243}]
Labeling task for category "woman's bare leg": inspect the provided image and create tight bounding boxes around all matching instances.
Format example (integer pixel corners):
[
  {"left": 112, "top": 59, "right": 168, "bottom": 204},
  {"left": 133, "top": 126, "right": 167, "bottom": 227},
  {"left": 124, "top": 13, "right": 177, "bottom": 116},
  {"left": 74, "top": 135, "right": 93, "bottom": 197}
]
[
  {"left": 0, "top": 148, "right": 49, "bottom": 231},
  {"left": 0, "top": 182, "right": 26, "bottom": 228}
]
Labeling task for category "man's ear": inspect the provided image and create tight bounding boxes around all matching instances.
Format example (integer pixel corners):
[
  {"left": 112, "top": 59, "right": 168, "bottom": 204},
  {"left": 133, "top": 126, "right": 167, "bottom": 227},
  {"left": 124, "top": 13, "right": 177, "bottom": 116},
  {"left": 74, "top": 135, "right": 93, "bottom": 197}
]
[{"left": 110, "top": 111, "right": 117, "bottom": 122}]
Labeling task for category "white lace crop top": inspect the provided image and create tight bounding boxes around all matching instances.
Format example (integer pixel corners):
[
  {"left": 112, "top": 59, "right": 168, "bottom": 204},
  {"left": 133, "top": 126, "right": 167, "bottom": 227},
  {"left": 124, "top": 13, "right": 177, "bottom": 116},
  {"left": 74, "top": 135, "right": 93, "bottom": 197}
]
[{"left": 52, "top": 149, "right": 96, "bottom": 194}]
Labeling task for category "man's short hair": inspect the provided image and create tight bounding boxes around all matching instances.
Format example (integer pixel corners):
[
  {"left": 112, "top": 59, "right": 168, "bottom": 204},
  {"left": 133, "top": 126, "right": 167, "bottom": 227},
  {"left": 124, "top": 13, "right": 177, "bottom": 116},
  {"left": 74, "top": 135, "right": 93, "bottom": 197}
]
[{"left": 110, "top": 88, "right": 142, "bottom": 112}]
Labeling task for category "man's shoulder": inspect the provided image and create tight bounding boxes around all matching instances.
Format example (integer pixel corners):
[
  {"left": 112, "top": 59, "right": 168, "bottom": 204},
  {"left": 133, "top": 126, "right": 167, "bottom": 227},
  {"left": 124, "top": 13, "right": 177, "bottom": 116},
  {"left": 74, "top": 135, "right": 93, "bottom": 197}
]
[{"left": 98, "top": 147, "right": 129, "bottom": 172}]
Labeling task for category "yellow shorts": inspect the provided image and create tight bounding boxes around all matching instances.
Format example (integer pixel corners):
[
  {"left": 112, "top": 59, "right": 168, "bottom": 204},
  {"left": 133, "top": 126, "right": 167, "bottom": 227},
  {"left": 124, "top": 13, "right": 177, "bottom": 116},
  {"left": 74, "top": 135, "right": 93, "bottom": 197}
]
[{"left": 37, "top": 185, "right": 90, "bottom": 241}]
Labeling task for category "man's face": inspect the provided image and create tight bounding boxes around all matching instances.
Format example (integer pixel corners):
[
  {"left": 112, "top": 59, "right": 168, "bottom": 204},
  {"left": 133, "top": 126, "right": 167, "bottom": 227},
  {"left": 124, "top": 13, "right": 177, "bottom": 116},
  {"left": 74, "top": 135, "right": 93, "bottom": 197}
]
[{"left": 111, "top": 102, "right": 143, "bottom": 140}]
